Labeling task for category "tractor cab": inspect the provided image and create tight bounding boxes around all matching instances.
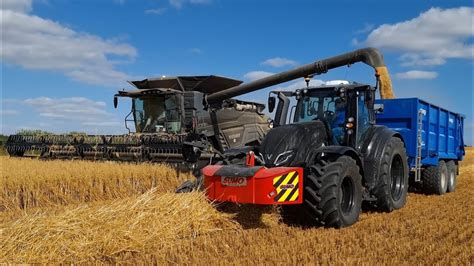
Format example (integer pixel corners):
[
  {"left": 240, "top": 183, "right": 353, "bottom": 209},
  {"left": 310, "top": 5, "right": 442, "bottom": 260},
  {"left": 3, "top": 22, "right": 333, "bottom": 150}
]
[{"left": 268, "top": 83, "right": 376, "bottom": 148}]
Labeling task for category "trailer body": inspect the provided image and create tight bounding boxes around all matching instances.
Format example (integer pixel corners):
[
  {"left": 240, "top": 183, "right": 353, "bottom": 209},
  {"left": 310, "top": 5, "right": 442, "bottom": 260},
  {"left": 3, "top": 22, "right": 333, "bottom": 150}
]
[{"left": 375, "top": 98, "right": 465, "bottom": 169}]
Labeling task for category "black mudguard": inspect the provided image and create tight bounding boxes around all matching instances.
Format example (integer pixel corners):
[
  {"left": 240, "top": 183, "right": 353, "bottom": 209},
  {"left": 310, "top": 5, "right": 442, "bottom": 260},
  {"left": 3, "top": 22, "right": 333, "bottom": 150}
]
[
  {"left": 358, "top": 125, "right": 404, "bottom": 191},
  {"left": 305, "top": 145, "right": 364, "bottom": 176}
]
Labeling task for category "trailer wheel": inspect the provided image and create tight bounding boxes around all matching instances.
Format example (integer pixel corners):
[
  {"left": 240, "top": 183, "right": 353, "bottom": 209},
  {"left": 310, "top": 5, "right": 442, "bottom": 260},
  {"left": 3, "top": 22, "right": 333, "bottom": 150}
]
[
  {"left": 303, "top": 155, "right": 362, "bottom": 228},
  {"left": 373, "top": 137, "right": 409, "bottom": 212},
  {"left": 422, "top": 161, "right": 448, "bottom": 195},
  {"left": 446, "top": 160, "right": 457, "bottom": 193}
]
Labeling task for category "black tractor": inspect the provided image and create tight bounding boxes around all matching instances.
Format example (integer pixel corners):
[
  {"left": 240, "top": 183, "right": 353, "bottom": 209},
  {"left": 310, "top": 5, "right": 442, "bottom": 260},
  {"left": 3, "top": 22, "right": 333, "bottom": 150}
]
[
  {"left": 259, "top": 82, "right": 408, "bottom": 227},
  {"left": 197, "top": 48, "right": 410, "bottom": 228}
]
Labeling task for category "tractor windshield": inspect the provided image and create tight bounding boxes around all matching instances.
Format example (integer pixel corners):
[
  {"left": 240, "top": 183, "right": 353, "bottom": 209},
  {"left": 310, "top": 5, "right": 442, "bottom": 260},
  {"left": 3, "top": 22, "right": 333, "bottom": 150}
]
[
  {"left": 295, "top": 90, "right": 346, "bottom": 143},
  {"left": 133, "top": 95, "right": 181, "bottom": 133},
  {"left": 296, "top": 91, "right": 345, "bottom": 124}
]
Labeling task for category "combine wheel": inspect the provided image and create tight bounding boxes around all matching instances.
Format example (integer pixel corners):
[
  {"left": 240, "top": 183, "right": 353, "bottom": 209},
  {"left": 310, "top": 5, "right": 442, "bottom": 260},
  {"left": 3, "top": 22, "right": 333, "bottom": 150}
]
[
  {"left": 446, "top": 160, "right": 457, "bottom": 193},
  {"left": 422, "top": 161, "right": 448, "bottom": 195},
  {"left": 175, "top": 175, "right": 204, "bottom": 193},
  {"left": 303, "top": 155, "right": 362, "bottom": 228},
  {"left": 372, "top": 137, "right": 409, "bottom": 212}
]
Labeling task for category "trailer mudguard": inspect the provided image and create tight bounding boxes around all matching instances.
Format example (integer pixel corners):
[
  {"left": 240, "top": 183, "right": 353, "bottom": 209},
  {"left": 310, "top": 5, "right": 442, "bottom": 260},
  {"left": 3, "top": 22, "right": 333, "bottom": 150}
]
[
  {"left": 203, "top": 165, "right": 303, "bottom": 205},
  {"left": 358, "top": 125, "right": 403, "bottom": 191}
]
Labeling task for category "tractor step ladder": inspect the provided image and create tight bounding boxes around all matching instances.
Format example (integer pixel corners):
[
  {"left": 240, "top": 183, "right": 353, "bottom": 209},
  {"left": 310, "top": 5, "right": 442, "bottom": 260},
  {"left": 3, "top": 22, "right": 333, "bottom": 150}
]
[{"left": 414, "top": 109, "right": 426, "bottom": 182}]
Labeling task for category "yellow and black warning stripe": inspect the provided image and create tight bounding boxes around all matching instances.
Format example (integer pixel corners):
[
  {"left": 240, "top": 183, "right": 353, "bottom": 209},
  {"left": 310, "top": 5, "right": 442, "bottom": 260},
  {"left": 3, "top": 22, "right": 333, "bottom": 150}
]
[{"left": 273, "top": 171, "right": 299, "bottom": 202}]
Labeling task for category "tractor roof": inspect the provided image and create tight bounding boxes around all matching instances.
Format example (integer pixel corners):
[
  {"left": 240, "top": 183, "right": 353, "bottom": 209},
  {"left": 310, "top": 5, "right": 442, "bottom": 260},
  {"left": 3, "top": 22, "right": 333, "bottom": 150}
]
[
  {"left": 270, "top": 83, "right": 372, "bottom": 97},
  {"left": 128, "top": 75, "right": 243, "bottom": 94}
]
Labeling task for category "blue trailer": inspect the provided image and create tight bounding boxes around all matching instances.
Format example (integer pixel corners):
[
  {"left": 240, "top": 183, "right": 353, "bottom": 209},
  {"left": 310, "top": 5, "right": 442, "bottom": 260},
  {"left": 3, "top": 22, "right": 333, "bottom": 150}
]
[{"left": 375, "top": 98, "right": 465, "bottom": 193}]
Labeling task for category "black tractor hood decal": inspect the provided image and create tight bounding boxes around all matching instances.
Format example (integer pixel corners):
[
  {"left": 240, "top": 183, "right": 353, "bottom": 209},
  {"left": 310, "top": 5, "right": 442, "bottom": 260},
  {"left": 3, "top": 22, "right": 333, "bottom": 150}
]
[{"left": 260, "top": 121, "right": 328, "bottom": 167}]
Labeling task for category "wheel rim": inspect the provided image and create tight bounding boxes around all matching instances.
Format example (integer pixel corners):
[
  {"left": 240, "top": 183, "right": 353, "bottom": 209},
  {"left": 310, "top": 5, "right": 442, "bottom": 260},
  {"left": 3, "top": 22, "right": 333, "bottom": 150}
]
[
  {"left": 390, "top": 154, "right": 404, "bottom": 201},
  {"left": 440, "top": 168, "right": 447, "bottom": 190},
  {"left": 340, "top": 176, "right": 355, "bottom": 214},
  {"left": 449, "top": 171, "right": 455, "bottom": 188}
]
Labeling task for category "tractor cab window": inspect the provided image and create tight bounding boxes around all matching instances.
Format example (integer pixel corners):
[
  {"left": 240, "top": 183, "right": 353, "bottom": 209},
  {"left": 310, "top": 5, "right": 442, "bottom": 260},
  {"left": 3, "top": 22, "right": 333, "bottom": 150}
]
[
  {"left": 356, "top": 92, "right": 372, "bottom": 144},
  {"left": 133, "top": 95, "right": 181, "bottom": 133},
  {"left": 295, "top": 91, "right": 346, "bottom": 144}
]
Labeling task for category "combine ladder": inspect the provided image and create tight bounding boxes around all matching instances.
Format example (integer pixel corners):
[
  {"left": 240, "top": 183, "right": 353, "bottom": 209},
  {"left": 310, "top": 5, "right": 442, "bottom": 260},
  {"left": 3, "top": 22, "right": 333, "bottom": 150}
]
[{"left": 414, "top": 109, "right": 426, "bottom": 182}]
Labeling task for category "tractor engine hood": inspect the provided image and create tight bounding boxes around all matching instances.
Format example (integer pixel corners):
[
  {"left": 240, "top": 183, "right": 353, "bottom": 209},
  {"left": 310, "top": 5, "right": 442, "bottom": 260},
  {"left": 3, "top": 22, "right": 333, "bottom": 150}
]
[{"left": 259, "top": 121, "right": 328, "bottom": 167}]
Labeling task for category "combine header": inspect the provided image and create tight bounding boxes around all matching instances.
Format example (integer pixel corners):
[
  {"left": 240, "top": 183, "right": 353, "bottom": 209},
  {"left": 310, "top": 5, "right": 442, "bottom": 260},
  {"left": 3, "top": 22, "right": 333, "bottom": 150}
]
[{"left": 6, "top": 76, "right": 270, "bottom": 165}]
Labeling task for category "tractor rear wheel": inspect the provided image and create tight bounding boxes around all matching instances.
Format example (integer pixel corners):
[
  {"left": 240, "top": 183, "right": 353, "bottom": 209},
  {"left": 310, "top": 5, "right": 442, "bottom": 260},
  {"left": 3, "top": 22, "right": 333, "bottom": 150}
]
[
  {"left": 303, "top": 156, "right": 362, "bottom": 228},
  {"left": 422, "top": 160, "right": 448, "bottom": 195},
  {"left": 372, "top": 137, "right": 409, "bottom": 212},
  {"left": 446, "top": 160, "right": 457, "bottom": 193}
]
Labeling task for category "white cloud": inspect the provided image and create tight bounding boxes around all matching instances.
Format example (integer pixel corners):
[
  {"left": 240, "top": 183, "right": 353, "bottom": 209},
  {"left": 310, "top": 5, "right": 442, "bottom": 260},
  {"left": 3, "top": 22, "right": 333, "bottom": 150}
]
[
  {"left": 351, "top": 38, "right": 360, "bottom": 46},
  {"left": 0, "top": 109, "right": 20, "bottom": 116},
  {"left": 145, "top": 8, "right": 167, "bottom": 15},
  {"left": 0, "top": 4, "right": 137, "bottom": 86},
  {"left": 169, "top": 0, "right": 184, "bottom": 8},
  {"left": 22, "top": 97, "right": 120, "bottom": 126},
  {"left": 261, "top": 57, "right": 298, "bottom": 68},
  {"left": 1, "top": 0, "right": 32, "bottom": 13},
  {"left": 243, "top": 70, "right": 325, "bottom": 88},
  {"left": 354, "top": 23, "right": 374, "bottom": 35},
  {"left": 243, "top": 71, "right": 274, "bottom": 81},
  {"left": 188, "top": 48, "right": 203, "bottom": 54},
  {"left": 82, "top": 121, "right": 122, "bottom": 127},
  {"left": 275, "top": 79, "right": 325, "bottom": 91},
  {"left": 399, "top": 54, "right": 446, "bottom": 67},
  {"left": 395, "top": 70, "right": 438, "bottom": 80},
  {"left": 2, "top": 96, "right": 126, "bottom": 134},
  {"left": 169, "top": 0, "right": 211, "bottom": 9},
  {"left": 366, "top": 7, "right": 474, "bottom": 66},
  {"left": 189, "top": 0, "right": 212, "bottom": 3}
]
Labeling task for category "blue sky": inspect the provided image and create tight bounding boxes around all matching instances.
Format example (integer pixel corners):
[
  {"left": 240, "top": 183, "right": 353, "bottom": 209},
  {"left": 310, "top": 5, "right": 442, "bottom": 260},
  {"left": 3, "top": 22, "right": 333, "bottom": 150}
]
[{"left": 1, "top": 0, "right": 473, "bottom": 144}]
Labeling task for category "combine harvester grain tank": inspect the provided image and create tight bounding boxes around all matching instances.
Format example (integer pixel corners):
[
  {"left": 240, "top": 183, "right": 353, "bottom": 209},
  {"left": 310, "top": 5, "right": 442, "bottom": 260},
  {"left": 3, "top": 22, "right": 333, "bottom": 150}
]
[{"left": 198, "top": 47, "right": 465, "bottom": 228}]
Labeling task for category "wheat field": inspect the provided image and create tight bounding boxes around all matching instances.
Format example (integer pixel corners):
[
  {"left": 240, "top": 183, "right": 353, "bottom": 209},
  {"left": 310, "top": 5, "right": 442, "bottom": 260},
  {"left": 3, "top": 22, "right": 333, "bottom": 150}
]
[{"left": 1, "top": 149, "right": 473, "bottom": 264}]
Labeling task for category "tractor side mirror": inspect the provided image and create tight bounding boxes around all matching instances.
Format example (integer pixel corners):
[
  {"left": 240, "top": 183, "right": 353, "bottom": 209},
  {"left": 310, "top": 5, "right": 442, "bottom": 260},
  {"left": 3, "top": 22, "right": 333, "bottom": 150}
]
[
  {"left": 374, "top": 103, "right": 384, "bottom": 114},
  {"left": 113, "top": 96, "right": 118, "bottom": 109},
  {"left": 268, "top": 96, "right": 276, "bottom": 113}
]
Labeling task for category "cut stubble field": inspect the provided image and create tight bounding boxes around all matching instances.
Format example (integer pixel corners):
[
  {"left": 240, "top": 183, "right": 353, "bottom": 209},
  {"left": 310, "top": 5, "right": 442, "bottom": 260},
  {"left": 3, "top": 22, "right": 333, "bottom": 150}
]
[{"left": 1, "top": 149, "right": 473, "bottom": 264}]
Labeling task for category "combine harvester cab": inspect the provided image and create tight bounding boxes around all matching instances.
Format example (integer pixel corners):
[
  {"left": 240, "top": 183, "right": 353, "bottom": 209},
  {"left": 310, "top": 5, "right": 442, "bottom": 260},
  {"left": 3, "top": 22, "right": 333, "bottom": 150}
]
[{"left": 201, "top": 47, "right": 465, "bottom": 228}]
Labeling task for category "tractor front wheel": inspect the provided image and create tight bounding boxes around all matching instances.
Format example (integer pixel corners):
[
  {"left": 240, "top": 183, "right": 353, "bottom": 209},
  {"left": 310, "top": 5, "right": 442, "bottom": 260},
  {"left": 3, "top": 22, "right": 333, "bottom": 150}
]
[
  {"left": 303, "top": 156, "right": 362, "bottom": 228},
  {"left": 372, "top": 137, "right": 409, "bottom": 212}
]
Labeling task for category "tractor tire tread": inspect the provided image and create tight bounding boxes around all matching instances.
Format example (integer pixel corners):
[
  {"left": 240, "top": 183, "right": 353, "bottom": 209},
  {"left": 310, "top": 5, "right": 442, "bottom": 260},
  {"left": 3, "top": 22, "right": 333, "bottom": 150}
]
[
  {"left": 372, "top": 137, "right": 408, "bottom": 212},
  {"left": 303, "top": 155, "right": 362, "bottom": 228}
]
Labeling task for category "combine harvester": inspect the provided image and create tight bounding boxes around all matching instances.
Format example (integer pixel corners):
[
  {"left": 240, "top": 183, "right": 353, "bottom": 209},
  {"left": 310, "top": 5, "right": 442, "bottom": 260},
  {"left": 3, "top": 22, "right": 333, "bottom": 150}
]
[
  {"left": 5, "top": 76, "right": 270, "bottom": 165},
  {"left": 196, "top": 48, "right": 465, "bottom": 228}
]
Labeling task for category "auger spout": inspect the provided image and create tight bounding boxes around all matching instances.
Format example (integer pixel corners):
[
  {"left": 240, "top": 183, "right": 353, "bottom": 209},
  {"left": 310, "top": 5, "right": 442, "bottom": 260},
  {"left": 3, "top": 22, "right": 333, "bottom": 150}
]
[{"left": 205, "top": 47, "right": 394, "bottom": 105}]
